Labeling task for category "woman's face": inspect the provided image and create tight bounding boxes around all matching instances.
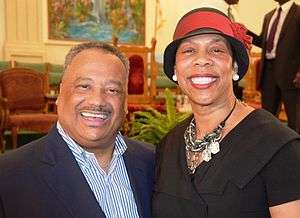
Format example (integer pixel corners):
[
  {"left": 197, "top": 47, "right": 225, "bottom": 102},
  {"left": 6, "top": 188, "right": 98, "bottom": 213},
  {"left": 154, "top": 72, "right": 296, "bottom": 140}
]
[{"left": 175, "top": 34, "right": 234, "bottom": 107}]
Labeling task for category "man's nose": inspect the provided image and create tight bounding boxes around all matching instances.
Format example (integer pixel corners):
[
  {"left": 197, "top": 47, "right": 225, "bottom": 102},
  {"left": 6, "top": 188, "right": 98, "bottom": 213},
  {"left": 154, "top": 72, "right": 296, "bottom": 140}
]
[{"left": 86, "top": 88, "right": 107, "bottom": 106}]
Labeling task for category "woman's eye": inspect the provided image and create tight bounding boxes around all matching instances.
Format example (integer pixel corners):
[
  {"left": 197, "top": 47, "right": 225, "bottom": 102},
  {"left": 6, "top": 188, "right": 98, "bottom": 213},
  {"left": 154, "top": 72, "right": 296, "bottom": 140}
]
[
  {"left": 210, "top": 45, "right": 228, "bottom": 54},
  {"left": 212, "top": 48, "right": 223, "bottom": 53},
  {"left": 182, "top": 48, "right": 195, "bottom": 54}
]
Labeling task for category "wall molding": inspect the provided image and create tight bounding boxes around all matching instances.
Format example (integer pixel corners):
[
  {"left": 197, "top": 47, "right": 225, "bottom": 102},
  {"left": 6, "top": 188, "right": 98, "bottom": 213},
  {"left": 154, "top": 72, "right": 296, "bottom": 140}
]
[{"left": 4, "top": 42, "right": 45, "bottom": 62}]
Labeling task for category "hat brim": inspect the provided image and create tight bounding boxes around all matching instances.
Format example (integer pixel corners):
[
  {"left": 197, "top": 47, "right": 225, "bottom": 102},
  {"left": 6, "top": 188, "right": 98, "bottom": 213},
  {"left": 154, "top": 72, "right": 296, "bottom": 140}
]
[{"left": 163, "top": 28, "right": 249, "bottom": 83}]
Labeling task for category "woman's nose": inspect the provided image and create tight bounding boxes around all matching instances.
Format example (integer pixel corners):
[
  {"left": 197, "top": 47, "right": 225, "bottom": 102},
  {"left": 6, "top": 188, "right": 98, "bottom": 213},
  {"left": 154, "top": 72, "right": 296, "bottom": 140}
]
[{"left": 192, "top": 50, "right": 213, "bottom": 67}]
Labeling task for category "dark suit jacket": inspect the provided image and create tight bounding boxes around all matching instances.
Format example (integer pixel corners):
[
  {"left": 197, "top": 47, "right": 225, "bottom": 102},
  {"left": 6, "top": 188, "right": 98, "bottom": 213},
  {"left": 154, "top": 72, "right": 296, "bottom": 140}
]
[
  {"left": 0, "top": 127, "right": 155, "bottom": 218},
  {"left": 248, "top": 3, "right": 300, "bottom": 89}
]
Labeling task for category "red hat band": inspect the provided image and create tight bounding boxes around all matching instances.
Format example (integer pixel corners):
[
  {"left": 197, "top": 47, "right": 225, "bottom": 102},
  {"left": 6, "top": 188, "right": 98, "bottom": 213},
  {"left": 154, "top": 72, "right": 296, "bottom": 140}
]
[{"left": 174, "top": 11, "right": 234, "bottom": 40}]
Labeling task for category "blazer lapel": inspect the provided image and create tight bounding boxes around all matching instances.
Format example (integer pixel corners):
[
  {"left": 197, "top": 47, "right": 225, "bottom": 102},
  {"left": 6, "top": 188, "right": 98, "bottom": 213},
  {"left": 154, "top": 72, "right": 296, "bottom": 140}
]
[
  {"left": 263, "top": 10, "right": 275, "bottom": 43},
  {"left": 33, "top": 127, "right": 106, "bottom": 218},
  {"left": 278, "top": 3, "right": 296, "bottom": 42},
  {"left": 123, "top": 142, "right": 146, "bottom": 218}
]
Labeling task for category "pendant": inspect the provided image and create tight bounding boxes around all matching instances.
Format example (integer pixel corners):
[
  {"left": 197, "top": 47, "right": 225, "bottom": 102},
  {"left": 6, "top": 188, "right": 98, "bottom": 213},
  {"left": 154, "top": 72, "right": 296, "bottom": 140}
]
[
  {"left": 210, "top": 141, "right": 220, "bottom": 154},
  {"left": 202, "top": 149, "right": 212, "bottom": 162}
]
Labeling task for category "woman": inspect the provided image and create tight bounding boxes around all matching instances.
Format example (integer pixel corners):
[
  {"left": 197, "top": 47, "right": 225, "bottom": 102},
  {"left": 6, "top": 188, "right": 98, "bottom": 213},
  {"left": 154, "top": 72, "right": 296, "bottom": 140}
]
[{"left": 153, "top": 8, "right": 300, "bottom": 218}]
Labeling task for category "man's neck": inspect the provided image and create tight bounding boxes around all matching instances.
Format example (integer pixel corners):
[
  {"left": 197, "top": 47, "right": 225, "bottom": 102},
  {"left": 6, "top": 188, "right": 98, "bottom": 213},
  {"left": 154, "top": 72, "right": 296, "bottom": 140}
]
[{"left": 86, "top": 143, "right": 115, "bottom": 172}]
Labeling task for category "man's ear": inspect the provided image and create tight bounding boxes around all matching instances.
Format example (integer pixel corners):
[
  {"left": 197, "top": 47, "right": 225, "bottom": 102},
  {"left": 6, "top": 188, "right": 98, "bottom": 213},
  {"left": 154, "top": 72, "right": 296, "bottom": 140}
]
[{"left": 124, "top": 96, "right": 128, "bottom": 113}]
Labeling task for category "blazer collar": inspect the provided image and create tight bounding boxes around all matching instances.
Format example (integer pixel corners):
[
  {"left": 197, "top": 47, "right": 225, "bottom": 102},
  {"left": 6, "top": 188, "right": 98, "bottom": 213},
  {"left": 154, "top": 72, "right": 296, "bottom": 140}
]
[
  {"left": 122, "top": 137, "right": 148, "bottom": 218},
  {"left": 34, "top": 127, "right": 106, "bottom": 218},
  {"left": 278, "top": 3, "right": 297, "bottom": 41}
]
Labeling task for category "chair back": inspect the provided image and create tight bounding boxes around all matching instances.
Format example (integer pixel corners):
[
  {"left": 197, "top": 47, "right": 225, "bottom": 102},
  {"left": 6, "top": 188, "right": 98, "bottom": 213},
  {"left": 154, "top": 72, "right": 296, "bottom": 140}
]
[
  {"left": 115, "top": 38, "right": 158, "bottom": 105},
  {"left": 128, "top": 55, "right": 145, "bottom": 95},
  {"left": 0, "top": 68, "right": 48, "bottom": 112}
]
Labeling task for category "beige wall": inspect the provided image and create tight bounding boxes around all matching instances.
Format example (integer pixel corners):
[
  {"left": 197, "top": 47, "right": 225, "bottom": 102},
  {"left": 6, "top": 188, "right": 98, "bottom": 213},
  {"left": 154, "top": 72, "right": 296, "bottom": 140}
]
[
  {"left": 0, "top": 0, "right": 5, "bottom": 59},
  {"left": 155, "top": 0, "right": 300, "bottom": 55},
  {"left": 1, "top": 0, "right": 300, "bottom": 63}
]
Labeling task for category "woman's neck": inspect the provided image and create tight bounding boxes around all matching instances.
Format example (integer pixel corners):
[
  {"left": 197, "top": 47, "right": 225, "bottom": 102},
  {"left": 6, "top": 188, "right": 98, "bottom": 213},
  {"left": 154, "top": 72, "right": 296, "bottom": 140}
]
[{"left": 191, "top": 97, "right": 245, "bottom": 138}]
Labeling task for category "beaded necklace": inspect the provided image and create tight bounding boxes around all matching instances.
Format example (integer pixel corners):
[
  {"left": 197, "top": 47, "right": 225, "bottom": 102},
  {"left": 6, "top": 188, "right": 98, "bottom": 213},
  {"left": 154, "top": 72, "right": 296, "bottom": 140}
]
[{"left": 184, "top": 99, "right": 237, "bottom": 173}]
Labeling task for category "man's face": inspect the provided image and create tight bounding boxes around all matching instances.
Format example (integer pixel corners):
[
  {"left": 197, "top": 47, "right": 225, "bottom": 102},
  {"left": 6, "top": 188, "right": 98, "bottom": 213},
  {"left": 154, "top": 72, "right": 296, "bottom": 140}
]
[
  {"left": 224, "top": 0, "right": 239, "bottom": 5},
  {"left": 56, "top": 49, "right": 128, "bottom": 149},
  {"left": 274, "top": 0, "right": 289, "bottom": 5}
]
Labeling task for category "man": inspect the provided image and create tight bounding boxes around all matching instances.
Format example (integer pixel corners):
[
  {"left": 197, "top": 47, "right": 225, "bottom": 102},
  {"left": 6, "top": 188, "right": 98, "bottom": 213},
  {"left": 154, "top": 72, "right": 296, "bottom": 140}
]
[
  {"left": 247, "top": 0, "right": 300, "bottom": 133},
  {"left": 0, "top": 42, "right": 155, "bottom": 218}
]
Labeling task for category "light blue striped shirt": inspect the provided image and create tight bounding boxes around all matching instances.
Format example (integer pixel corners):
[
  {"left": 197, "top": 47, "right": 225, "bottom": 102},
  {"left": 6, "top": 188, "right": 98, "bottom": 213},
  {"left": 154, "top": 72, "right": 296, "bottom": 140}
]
[{"left": 56, "top": 122, "right": 139, "bottom": 218}]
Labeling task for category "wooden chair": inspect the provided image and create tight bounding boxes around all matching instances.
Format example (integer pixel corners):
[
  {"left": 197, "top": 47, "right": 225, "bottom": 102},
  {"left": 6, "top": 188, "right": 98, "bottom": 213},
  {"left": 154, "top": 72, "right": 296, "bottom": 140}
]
[
  {"left": 112, "top": 38, "right": 159, "bottom": 133},
  {"left": 0, "top": 98, "right": 8, "bottom": 152},
  {"left": 115, "top": 38, "right": 158, "bottom": 106},
  {"left": 0, "top": 68, "right": 57, "bottom": 150},
  {"left": 243, "top": 52, "right": 262, "bottom": 105}
]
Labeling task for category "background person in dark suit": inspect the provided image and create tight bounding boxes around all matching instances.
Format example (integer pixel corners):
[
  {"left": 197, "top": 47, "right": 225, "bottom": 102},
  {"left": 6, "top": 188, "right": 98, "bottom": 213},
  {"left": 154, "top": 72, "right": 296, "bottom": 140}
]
[
  {"left": 0, "top": 42, "right": 155, "bottom": 218},
  {"left": 247, "top": 0, "right": 300, "bottom": 133}
]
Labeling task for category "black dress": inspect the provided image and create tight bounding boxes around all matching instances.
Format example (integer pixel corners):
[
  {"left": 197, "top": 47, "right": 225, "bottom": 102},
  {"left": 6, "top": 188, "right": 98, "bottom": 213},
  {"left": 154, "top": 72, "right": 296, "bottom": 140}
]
[{"left": 153, "top": 109, "right": 300, "bottom": 218}]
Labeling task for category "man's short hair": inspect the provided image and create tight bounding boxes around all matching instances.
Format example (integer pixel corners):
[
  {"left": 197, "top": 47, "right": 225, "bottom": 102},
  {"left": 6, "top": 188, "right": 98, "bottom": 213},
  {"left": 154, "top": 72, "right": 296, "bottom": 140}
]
[{"left": 63, "top": 42, "right": 129, "bottom": 77}]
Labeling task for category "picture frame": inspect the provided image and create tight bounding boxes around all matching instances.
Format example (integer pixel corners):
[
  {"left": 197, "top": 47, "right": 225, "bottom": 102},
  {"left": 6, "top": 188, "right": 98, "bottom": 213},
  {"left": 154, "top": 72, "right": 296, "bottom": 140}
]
[{"left": 48, "top": 0, "right": 145, "bottom": 45}]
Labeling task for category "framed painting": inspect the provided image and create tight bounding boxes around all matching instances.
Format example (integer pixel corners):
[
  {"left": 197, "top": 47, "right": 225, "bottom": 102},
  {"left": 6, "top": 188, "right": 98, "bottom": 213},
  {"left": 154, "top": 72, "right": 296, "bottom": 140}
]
[{"left": 48, "top": 0, "right": 145, "bottom": 45}]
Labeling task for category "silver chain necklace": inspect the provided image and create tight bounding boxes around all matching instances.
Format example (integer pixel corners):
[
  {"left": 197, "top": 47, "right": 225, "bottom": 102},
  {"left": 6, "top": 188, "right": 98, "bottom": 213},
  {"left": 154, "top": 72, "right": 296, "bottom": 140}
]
[{"left": 184, "top": 99, "right": 237, "bottom": 173}]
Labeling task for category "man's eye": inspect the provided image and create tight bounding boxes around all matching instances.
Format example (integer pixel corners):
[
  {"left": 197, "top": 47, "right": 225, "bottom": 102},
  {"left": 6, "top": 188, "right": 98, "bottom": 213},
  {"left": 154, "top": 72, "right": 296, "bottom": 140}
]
[
  {"left": 76, "top": 84, "right": 90, "bottom": 90},
  {"left": 107, "top": 88, "right": 120, "bottom": 95}
]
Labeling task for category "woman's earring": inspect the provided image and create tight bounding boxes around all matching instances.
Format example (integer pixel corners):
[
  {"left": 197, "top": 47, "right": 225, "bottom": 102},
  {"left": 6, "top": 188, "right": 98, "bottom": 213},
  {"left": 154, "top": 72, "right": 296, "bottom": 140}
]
[
  {"left": 172, "top": 74, "right": 177, "bottom": 81},
  {"left": 232, "top": 73, "right": 239, "bottom": 81},
  {"left": 232, "top": 62, "right": 239, "bottom": 81},
  {"left": 172, "top": 69, "right": 177, "bottom": 81}
]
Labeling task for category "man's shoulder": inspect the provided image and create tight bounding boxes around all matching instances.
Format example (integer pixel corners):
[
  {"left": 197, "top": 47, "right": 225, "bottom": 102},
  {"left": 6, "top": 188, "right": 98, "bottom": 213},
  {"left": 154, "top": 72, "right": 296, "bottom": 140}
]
[
  {"left": 122, "top": 137, "right": 155, "bottom": 166},
  {"left": 294, "top": 3, "right": 300, "bottom": 14},
  {"left": 0, "top": 136, "right": 48, "bottom": 175},
  {"left": 123, "top": 137, "right": 155, "bottom": 155}
]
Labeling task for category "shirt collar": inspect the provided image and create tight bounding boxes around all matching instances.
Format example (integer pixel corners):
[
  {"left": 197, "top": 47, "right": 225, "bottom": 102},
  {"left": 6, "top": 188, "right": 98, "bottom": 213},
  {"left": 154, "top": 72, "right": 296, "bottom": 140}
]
[
  {"left": 56, "top": 121, "right": 127, "bottom": 161},
  {"left": 277, "top": 1, "right": 293, "bottom": 12}
]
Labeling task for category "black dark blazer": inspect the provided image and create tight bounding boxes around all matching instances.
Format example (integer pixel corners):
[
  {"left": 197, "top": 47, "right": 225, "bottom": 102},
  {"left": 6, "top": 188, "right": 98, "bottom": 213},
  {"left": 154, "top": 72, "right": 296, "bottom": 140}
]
[
  {"left": 248, "top": 3, "right": 300, "bottom": 89},
  {"left": 0, "top": 127, "right": 155, "bottom": 218}
]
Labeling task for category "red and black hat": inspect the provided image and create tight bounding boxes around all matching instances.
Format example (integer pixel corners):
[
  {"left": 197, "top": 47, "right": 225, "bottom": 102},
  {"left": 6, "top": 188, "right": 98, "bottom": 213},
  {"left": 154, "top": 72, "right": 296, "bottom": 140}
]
[{"left": 164, "top": 8, "right": 252, "bottom": 82}]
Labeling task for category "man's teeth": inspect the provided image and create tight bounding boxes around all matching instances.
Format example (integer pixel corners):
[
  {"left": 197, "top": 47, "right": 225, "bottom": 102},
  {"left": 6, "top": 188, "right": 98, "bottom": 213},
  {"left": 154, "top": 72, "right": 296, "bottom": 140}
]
[
  {"left": 191, "top": 77, "right": 216, "bottom": 85},
  {"left": 80, "top": 111, "right": 108, "bottom": 119}
]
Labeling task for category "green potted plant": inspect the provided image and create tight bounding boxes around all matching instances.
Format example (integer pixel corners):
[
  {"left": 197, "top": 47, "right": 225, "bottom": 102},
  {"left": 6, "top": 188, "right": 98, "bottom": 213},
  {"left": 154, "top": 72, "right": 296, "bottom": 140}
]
[{"left": 129, "top": 89, "right": 191, "bottom": 146}]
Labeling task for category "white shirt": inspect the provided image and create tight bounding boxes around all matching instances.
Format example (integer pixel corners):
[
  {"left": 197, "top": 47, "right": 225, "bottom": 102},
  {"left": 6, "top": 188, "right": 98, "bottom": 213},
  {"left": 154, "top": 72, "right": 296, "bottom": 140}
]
[
  {"left": 266, "top": 1, "right": 294, "bottom": 59},
  {"left": 56, "top": 122, "right": 140, "bottom": 218}
]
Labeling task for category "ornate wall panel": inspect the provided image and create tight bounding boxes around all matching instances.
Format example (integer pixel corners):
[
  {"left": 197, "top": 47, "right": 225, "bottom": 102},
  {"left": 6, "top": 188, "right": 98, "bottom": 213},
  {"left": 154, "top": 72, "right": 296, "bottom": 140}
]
[{"left": 4, "top": 0, "right": 45, "bottom": 62}]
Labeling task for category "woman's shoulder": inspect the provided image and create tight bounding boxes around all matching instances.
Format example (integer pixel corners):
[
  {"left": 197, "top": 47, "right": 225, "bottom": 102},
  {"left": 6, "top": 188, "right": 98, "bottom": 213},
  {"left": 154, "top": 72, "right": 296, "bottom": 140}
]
[
  {"left": 213, "top": 108, "right": 299, "bottom": 187},
  {"left": 234, "top": 108, "right": 298, "bottom": 139},
  {"left": 259, "top": 138, "right": 300, "bottom": 206},
  {"left": 158, "top": 116, "right": 192, "bottom": 150}
]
